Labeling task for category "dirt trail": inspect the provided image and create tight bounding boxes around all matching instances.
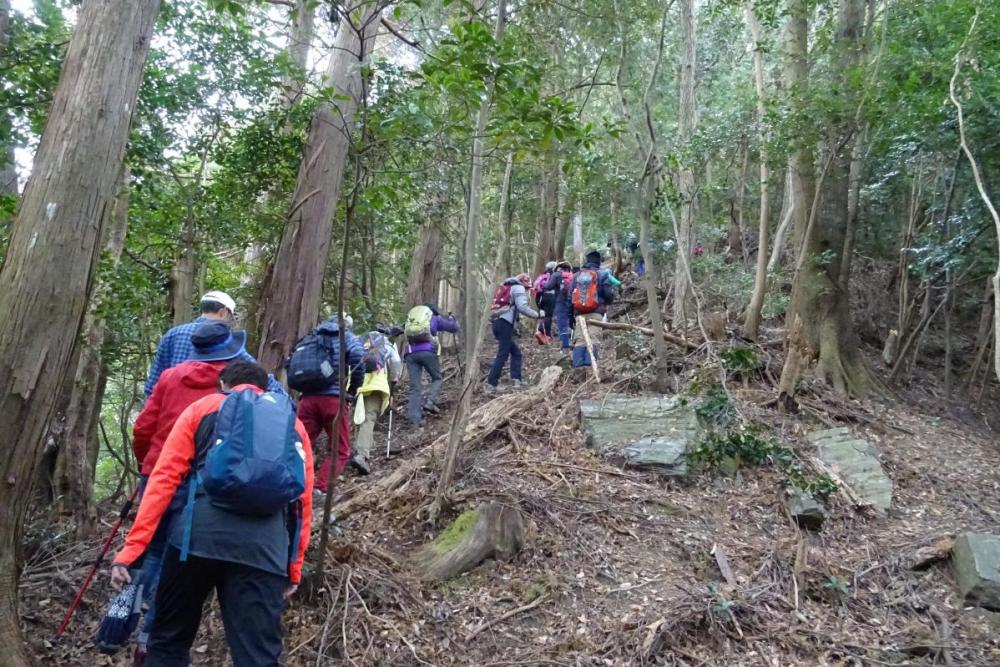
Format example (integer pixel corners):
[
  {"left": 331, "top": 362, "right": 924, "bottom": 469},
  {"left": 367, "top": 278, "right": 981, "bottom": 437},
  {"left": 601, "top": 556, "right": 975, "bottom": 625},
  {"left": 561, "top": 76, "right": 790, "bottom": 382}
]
[{"left": 21, "top": 306, "right": 1000, "bottom": 666}]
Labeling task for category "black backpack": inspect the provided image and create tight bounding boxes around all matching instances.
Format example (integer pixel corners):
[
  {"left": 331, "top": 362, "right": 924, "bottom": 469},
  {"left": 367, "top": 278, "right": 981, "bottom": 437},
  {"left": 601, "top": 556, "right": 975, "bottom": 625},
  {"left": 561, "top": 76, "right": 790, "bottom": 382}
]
[{"left": 286, "top": 331, "right": 336, "bottom": 392}]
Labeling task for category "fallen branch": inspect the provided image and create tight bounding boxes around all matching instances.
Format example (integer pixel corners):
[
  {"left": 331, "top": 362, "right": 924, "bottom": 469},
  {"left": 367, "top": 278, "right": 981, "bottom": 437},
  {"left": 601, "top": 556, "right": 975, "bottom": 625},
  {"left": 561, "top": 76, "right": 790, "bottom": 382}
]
[
  {"left": 465, "top": 593, "right": 549, "bottom": 641},
  {"left": 333, "top": 366, "right": 563, "bottom": 519},
  {"left": 586, "top": 318, "right": 701, "bottom": 351}
]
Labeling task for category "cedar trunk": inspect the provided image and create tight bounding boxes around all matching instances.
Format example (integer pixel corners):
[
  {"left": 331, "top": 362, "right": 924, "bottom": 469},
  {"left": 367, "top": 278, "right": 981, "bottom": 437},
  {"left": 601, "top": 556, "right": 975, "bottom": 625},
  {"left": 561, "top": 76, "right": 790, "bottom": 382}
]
[
  {"left": 407, "top": 221, "right": 443, "bottom": 309},
  {"left": 784, "top": 0, "right": 815, "bottom": 254},
  {"left": 279, "top": 0, "right": 316, "bottom": 109},
  {"left": 52, "top": 169, "right": 130, "bottom": 535},
  {"left": 779, "top": 0, "right": 872, "bottom": 399},
  {"left": 533, "top": 159, "right": 559, "bottom": 276},
  {"left": 0, "top": 0, "right": 15, "bottom": 196},
  {"left": 0, "top": 1, "right": 160, "bottom": 662},
  {"left": 256, "top": 3, "right": 379, "bottom": 374}
]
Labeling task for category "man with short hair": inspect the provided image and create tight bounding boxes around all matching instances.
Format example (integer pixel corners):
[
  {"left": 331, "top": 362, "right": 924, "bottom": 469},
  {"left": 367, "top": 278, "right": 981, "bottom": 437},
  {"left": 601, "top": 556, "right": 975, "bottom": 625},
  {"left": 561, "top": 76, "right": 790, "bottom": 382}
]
[
  {"left": 111, "top": 360, "right": 313, "bottom": 667},
  {"left": 145, "top": 290, "right": 284, "bottom": 396},
  {"left": 130, "top": 321, "right": 250, "bottom": 661}
]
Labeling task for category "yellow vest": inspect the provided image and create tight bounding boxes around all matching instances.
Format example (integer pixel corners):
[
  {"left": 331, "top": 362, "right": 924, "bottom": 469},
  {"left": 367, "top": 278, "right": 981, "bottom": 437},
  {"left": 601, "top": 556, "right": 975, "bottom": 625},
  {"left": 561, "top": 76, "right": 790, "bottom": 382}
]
[{"left": 358, "top": 366, "right": 391, "bottom": 413}]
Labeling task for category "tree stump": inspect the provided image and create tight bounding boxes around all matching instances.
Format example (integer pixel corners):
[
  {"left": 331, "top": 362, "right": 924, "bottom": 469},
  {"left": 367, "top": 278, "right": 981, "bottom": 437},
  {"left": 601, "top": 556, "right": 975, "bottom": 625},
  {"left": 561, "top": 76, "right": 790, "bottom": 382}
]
[{"left": 416, "top": 502, "right": 524, "bottom": 581}]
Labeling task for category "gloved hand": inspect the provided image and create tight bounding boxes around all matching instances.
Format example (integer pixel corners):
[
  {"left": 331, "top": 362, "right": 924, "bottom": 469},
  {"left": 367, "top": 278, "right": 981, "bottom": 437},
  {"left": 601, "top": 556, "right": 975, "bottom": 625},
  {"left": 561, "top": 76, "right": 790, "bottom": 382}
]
[{"left": 538, "top": 309, "right": 546, "bottom": 318}]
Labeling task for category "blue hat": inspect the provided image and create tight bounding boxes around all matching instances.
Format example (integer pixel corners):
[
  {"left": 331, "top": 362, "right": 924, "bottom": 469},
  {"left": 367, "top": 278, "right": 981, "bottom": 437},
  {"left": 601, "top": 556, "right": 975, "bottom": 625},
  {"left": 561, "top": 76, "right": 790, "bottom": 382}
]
[{"left": 189, "top": 322, "right": 247, "bottom": 362}]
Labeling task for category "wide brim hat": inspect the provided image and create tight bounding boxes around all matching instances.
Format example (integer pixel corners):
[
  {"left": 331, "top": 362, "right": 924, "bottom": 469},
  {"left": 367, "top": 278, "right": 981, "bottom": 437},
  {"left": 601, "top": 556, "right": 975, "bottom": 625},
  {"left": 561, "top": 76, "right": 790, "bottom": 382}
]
[{"left": 190, "top": 327, "right": 247, "bottom": 362}]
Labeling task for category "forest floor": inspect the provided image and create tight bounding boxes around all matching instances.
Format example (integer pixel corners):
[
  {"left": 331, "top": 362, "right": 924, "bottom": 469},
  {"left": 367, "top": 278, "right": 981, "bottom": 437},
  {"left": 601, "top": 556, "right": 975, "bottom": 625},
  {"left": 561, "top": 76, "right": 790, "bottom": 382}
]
[{"left": 19, "top": 282, "right": 1000, "bottom": 666}]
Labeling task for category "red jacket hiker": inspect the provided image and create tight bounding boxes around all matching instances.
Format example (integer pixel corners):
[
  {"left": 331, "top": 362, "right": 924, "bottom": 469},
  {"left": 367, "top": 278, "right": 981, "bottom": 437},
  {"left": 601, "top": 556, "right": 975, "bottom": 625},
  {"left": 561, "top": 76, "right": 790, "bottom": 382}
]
[
  {"left": 115, "top": 386, "right": 315, "bottom": 584},
  {"left": 132, "top": 360, "right": 227, "bottom": 475}
]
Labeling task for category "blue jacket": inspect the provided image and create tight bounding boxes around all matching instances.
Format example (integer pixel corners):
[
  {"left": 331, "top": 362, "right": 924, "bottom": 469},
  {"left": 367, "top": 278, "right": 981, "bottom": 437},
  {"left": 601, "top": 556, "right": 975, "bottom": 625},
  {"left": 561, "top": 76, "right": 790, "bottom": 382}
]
[
  {"left": 307, "top": 318, "right": 366, "bottom": 397},
  {"left": 146, "top": 316, "right": 285, "bottom": 397}
]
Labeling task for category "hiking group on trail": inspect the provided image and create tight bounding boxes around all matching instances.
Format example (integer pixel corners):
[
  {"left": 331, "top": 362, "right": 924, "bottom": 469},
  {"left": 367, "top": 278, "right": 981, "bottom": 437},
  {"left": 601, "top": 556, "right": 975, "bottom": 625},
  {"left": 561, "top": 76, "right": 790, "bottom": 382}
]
[{"left": 99, "top": 254, "right": 622, "bottom": 665}]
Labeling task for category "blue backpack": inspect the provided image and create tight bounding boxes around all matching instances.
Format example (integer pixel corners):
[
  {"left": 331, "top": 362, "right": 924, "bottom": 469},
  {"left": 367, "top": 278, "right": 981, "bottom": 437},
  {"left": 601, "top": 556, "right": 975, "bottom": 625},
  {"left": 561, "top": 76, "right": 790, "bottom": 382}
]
[{"left": 179, "top": 389, "right": 306, "bottom": 561}]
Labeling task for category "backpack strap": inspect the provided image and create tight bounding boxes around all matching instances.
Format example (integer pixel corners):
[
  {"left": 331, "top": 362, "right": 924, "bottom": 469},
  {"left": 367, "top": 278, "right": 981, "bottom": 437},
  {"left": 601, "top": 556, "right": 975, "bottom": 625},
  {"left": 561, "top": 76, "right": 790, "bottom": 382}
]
[
  {"left": 178, "top": 472, "right": 200, "bottom": 562},
  {"left": 287, "top": 498, "right": 303, "bottom": 569}
]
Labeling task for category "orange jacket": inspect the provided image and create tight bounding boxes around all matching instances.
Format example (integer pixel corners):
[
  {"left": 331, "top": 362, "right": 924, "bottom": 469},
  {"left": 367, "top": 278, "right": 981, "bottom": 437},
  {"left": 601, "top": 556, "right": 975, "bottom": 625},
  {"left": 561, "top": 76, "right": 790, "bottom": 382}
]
[{"left": 115, "top": 385, "right": 314, "bottom": 583}]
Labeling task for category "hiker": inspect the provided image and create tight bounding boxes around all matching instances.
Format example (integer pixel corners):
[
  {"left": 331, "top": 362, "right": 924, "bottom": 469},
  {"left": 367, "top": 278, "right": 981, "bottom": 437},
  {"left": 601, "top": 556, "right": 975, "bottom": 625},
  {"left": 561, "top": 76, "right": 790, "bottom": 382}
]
[
  {"left": 544, "top": 260, "right": 574, "bottom": 350},
  {"left": 110, "top": 361, "right": 313, "bottom": 667},
  {"left": 402, "top": 303, "right": 459, "bottom": 428},
  {"left": 694, "top": 241, "right": 704, "bottom": 257},
  {"left": 289, "top": 314, "right": 365, "bottom": 496},
  {"left": 352, "top": 330, "right": 402, "bottom": 474},
  {"left": 570, "top": 250, "right": 622, "bottom": 368},
  {"left": 531, "top": 261, "right": 558, "bottom": 342},
  {"left": 486, "top": 274, "right": 542, "bottom": 393},
  {"left": 129, "top": 321, "right": 249, "bottom": 661},
  {"left": 145, "top": 290, "right": 284, "bottom": 397}
]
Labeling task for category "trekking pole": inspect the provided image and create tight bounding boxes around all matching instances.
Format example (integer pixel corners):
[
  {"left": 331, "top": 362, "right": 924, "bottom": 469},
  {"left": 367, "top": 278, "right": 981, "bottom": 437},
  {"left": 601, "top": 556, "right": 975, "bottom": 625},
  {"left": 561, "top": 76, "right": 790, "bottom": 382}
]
[
  {"left": 55, "top": 484, "right": 139, "bottom": 641},
  {"left": 385, "top": 406, "right": 394, "bottom": 460}
]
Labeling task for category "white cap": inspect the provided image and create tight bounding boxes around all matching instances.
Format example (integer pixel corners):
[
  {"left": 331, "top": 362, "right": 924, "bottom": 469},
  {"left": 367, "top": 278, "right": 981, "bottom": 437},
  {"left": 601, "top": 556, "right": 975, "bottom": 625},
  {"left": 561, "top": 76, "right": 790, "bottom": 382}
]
[{"left": 200, "top": 290, "right": 236, "bottom": 314}]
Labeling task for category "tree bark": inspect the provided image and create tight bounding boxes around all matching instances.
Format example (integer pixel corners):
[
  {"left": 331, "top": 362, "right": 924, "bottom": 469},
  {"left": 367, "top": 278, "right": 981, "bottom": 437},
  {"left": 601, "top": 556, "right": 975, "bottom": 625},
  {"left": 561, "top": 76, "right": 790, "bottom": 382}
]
[
  {"left": 462, "top": 0, "right": 507, "bottom": 372},
  {"left": 51, "top": 168, "right": 129, "bottom": 536},
  {"left": 280, "top": 0, "right": 315, "bottom": 109},
  {"left": 0, "top": 1, "right": 159, "bottom": 661},
  {"left": 168, "top": 213, "right": 197, "bottom": 325},
  {"left": 783, "top": 0, "right": 815, "bottom": 256},
  {"left": 407, "top": 221, "right": 443, "bottom": 309},
  {"left": 779, "top": 0, "right": 872, "bottom": 399},
  {"left": 743, "top": 4, "right": 770, "bottom": 340},
  {"left": 533, "top": 157, "right": 559, "bottom": 276},
  {"left": 0, "top": 0, "right": 16, "bottom": 196},
  {"left": 672, "top": 0, "right": 698, "bottom": 328},
  {"left": 256, "top": 2, "right": 380, "bottom": 374}
]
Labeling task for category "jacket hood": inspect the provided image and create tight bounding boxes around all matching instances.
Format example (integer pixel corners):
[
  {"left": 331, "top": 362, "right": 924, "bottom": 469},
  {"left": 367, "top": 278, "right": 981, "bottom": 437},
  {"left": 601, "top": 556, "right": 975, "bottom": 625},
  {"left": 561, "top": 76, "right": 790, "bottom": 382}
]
[{"left": 179, "top": 361, "right": 226, "bottom": 389}]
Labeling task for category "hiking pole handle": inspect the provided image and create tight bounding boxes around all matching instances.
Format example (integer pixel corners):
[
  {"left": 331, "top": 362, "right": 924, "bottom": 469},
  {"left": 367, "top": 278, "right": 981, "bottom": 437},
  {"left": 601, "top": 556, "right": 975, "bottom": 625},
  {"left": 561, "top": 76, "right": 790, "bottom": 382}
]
[{"left": 54, "top": 485, "right": 139, "bottom": 641}]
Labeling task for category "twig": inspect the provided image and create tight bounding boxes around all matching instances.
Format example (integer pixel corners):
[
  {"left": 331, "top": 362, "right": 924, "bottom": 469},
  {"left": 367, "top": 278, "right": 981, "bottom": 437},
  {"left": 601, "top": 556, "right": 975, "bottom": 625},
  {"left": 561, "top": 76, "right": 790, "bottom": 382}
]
[{"left": 465, "top": 594, "right": 549, "bottom": 641}]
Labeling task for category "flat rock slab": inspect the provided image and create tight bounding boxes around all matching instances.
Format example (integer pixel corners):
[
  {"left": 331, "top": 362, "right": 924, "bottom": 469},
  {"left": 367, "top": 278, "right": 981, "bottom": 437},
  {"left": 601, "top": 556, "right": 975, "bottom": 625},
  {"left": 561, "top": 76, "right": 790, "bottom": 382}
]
[
  {"left": 810, "top": 427, "right": 892, "bottom": 512},
  {"left": 952, "top": 533, "right": 1000, "bottom": 611},
  {"left": 580, "top": 395, "right": 699, "bottom": 476}
]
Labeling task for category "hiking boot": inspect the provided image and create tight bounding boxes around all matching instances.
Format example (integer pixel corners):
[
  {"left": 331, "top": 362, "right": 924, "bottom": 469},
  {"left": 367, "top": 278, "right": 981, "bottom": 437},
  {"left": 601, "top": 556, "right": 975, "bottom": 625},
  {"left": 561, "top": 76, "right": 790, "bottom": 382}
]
[
  {"left": 483, "top": 383, "right": 497, "bottom": 396},
  {"left": 313, "top": 489, "right": 327, "bottom": 507},
  {"left": 513, "top": 379, "right": 523, "bottom": 389},
  {"left": 534, "top": 330, "right": 547, "bottom": 345},
  {"left": 349, "top": 455, "right": 371, "bottom": 476},
  {"left": 133, "top": 644, "right": 147, "bottom": 667},
  {"left": 423, "top": 402, "right": 441, "bottom": 415}
]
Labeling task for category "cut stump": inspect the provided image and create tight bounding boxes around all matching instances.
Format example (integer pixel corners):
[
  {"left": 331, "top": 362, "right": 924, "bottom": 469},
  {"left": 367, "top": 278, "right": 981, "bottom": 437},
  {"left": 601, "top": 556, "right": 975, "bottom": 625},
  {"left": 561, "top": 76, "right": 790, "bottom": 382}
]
[{"left": 416, "top": 502, "right": 525, "bottom": 581}]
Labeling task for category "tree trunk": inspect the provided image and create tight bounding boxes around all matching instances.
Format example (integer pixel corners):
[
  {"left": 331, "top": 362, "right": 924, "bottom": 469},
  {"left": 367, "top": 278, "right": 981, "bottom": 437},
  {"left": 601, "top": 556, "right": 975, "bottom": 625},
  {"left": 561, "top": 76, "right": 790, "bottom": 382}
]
[
  {"left": 784, "top": 0, "right": 815, "bottom": 256},
  {"left": 533, "top": 158, "right": 559, "bottom": 276},
  {"left": 256, "top": 2, "right": 379, "bottom": 374},
  {"left": 640, "top": 182, "right": 671, "bottom": 391},
  {"left": 52, "top": 168, "right": 129, "bottom": 536},
  {"left": 0, "top": 1, "right": 159, "bottom": 661},
  {"left": 671, "top": 0, "right": 698, "bottom": 328},
  {"left": 0, "top": 0, "right": 15, "bottom": 197},
  {"left": 729, "top": 140, "right": 748, "bottom": 260},
  {"left": 742, "top": 4, "right": 770, "bottom": 340},
  {"left": 462, "top": 0, "right": 507, "bottom": 372},
  {"left": 416, "top": 502, "right": 524, "bottom": 581},
  {"left": 407, "top": 221, "right": 443, "bottom": 309},
  {"left": 779, "top": 0, "right": 872, "bottom": 399},
  {"left": 168, "top": 213, "right": 197, "bottom": 325},
  {"left": 279, "top": 0, "right": 315, "bottom": 109}
]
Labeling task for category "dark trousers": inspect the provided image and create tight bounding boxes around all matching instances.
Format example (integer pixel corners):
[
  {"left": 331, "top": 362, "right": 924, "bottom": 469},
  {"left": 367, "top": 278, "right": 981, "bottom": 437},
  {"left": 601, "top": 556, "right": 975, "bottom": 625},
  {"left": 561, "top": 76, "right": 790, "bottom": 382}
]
[
  {"left": 406, "top": 351, "right": 442, "bottom": 426},
  {"left": 146, "top": 546, "right": 286, "bottom": 667},
  {"left": 487, "top": 318, "right": 522, "bottom": 386},
  {"left": 538, "top": 293, "right": 556, "bottom": 336}
]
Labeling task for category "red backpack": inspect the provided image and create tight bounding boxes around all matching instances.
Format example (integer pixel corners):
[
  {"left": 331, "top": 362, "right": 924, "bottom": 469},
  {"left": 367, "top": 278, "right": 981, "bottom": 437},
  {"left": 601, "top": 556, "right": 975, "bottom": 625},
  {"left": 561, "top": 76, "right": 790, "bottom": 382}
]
[
  {"left": 572, "top": 269, "right": 600, "bottom": 314},
  {"left": 491, "top": 283, "right": 514, "bottom": 311}
]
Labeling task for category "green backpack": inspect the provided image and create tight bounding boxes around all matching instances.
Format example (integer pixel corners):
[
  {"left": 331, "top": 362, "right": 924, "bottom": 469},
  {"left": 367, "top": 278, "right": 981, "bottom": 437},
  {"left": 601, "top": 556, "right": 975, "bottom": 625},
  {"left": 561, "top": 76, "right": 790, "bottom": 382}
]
[{"left": 405, "top": 305, "right": 434, "bottom": 344}]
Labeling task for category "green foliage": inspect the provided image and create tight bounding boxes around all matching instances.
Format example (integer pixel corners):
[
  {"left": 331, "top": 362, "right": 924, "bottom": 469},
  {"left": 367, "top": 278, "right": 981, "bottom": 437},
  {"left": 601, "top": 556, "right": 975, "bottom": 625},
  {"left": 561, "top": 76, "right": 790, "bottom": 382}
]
[
  {"left": 694, "top": 384, "right": 736, "bottom": 427},
  {"left": 691, "top": 424, "right": 838, "bottom": 499},
  {"left": 720, "top": 346, "right": 760, "bottom": 373}
]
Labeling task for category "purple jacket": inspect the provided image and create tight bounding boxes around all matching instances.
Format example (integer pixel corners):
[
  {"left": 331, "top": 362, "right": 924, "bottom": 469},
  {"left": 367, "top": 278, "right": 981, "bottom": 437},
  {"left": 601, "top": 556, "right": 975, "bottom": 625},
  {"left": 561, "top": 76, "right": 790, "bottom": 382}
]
[{"left": 404, "top": 315, "right": 460, "bottom": 356}]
